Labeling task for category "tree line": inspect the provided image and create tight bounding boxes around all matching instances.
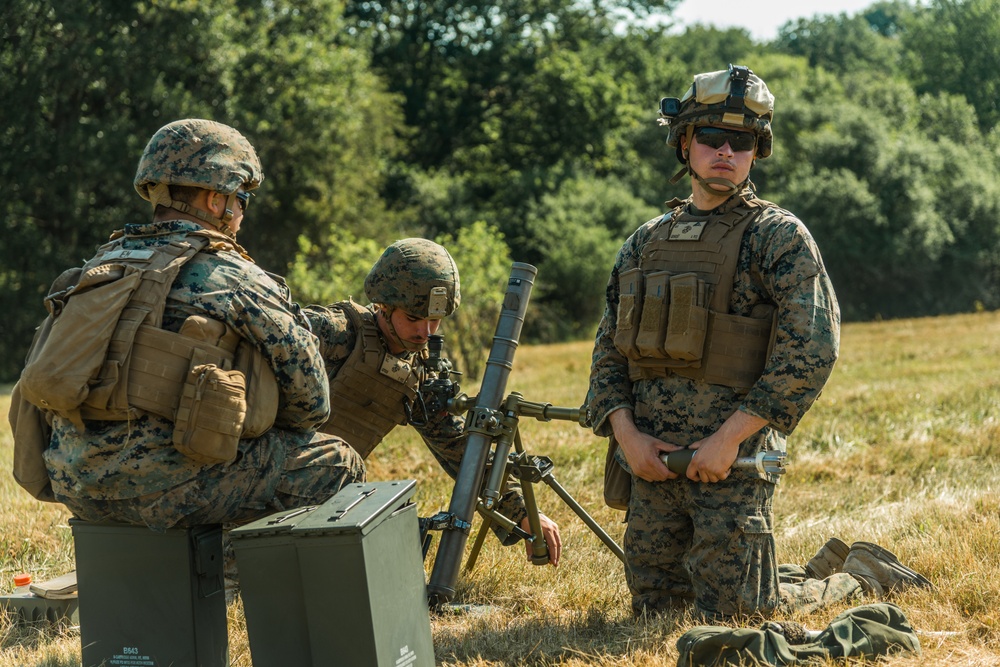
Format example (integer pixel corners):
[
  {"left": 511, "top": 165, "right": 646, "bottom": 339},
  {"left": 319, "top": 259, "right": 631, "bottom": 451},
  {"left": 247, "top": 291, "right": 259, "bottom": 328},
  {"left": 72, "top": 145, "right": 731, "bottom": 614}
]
[{"left": 3, "top": 0, "right": 999, "bottom": 381}]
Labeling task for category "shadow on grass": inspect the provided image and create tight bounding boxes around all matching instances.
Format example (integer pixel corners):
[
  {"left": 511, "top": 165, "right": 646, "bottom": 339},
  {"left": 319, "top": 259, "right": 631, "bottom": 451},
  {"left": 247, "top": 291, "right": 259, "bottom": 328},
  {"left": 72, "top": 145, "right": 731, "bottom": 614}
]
[{"left": 432, "top": 604, "right": 691, "bottom": 665}]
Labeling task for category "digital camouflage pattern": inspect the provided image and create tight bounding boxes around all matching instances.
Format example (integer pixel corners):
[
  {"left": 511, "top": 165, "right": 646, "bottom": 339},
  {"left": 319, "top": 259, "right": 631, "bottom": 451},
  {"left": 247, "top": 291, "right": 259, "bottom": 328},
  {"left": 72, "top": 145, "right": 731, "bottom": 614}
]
[
  {"left": 304, "top": 301, "right": 529, "bottom": 542},
  {"left": 588, "top": 190, "right": 843, "bottom": 618},
  {"left": 134, "top": 119, "right": 263, "bottom": 200},
  {"left": 625, "top": 477, "right": 860, "bottom": 618},
  {"left": 363, "top": 238, "right": 461, "bottom": 318},
  {"left": 44, "top": 219, "right": 364, "bottom": 530}
]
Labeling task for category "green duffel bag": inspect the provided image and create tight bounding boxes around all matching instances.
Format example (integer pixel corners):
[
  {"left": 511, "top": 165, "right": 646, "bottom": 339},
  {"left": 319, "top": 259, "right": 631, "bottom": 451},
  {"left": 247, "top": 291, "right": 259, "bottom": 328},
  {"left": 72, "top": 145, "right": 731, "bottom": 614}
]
[{"left": 676, "top": 603, "right": 921, "bottom": 667}]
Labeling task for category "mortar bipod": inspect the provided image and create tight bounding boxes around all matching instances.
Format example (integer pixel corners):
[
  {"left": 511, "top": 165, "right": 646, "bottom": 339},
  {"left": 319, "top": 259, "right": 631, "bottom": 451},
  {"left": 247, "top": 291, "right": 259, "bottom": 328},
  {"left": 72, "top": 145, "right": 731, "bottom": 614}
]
[{"left": 463, "top": 391, "right": 625, "bottom": 572}]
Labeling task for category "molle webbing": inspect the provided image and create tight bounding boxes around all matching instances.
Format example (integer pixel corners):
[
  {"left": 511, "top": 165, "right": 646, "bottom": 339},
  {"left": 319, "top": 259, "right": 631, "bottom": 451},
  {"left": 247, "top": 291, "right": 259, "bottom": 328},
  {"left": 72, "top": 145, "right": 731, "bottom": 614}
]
[
  {"left": 78, "top": 232, "right": 236, "bottom": 422},
  {"left": 318, "top": 301, "right": 419, "bottom": 459},
  {"left": 122, "top": 321, "right": 240, "bottom": 421},
  {"left": 627, "top": 198, "right": 775, "bottom": 390},
  {"left": 641, "top": 200, "right": 763, "bottom": 312},
  {"left": 663, "top": 309, "right": 775, "bottom": 389}
]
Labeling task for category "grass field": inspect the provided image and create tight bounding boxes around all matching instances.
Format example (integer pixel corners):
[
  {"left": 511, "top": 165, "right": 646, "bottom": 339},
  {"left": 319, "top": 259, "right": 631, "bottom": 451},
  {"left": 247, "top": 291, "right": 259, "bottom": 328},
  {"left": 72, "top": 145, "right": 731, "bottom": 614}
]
[{"left": 1, "top": 310, "right": 998, "bottom": 666}]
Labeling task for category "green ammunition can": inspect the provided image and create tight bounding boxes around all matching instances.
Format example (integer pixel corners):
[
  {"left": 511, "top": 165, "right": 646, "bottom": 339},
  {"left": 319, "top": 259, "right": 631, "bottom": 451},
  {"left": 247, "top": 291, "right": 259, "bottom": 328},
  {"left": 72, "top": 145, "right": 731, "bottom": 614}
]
[
  {"left": 230, "top": 505, "right": 320, "bottom": 667},
  {"left": 233, "top": 480, "right": 434, "bottom": 667},
  {"left": 71, "top": 521, "right": 228, "bottom": 667}
]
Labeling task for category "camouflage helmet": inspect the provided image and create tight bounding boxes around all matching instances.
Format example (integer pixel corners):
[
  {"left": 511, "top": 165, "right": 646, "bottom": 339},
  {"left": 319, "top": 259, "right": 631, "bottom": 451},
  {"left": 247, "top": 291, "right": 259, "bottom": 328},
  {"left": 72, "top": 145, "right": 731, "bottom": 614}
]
[
  {"left": 661, "top": 64, "right": 775, "bottom": 164},
  {"left": 133, "top": 119, "right": 263, "bottom": 201},
  {"left": 364, "top": 238, "right": 461, "bottom": 319}
]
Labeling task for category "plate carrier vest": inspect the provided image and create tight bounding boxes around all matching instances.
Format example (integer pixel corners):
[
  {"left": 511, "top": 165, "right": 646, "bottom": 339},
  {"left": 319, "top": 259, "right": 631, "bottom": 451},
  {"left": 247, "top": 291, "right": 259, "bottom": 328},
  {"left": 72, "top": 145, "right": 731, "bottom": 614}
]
[
  {"left": 317, "top": 301, "right": 421, "bottom": 459},
  {"left": 19, "top": 228, "right": 277, "bottom": 435},
  {"left": 616, "top": 196, "right": 777, "bottom": 391}
]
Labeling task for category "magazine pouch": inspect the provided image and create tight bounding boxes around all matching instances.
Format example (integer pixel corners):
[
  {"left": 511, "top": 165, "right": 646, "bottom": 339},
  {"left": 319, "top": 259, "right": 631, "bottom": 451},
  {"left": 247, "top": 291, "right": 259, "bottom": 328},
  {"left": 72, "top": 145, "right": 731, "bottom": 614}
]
[
  {"left": 664, "top": 272, "right": 709, "bottom": 362},
  {"left": 172, "top": 350, "right": 247, "bottom": 465},
  {"left": 613, "top": 268, "right": 644, "bottom": 360},
  {"left": 635, "top": 270, "right": 671, "bottom": 358}
]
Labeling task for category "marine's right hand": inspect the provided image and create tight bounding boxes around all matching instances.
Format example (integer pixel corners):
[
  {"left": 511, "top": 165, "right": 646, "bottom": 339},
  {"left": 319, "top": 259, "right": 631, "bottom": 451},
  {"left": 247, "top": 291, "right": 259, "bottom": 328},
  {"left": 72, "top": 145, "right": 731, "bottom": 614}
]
[{"left": 609, "top": 409, "right": 685, "bottom": 482}]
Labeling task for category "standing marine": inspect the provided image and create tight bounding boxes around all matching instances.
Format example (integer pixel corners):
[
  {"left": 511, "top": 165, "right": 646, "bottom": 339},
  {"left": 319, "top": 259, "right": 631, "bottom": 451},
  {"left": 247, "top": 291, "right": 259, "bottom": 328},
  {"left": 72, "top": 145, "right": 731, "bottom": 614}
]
[{"left": 587, "top": 65, "right": 930, "bottom": 619}]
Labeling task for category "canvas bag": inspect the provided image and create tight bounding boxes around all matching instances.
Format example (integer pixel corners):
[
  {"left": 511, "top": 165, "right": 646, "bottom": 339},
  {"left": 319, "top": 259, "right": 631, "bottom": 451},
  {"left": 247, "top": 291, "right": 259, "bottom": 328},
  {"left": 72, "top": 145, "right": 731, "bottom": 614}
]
[
  {"left": 19, "top": 237, "right": 211, "bottom": 426},
  {"left": 676, "top": 603, "right": 921, "bottom": 667},
  {"left": 8, "top": 380, "right": 56, "bottom": 502}
]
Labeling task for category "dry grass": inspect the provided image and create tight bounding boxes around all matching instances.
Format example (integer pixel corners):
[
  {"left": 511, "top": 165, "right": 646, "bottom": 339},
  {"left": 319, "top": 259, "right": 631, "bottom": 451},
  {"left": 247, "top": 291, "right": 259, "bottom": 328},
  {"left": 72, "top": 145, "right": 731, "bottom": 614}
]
[{"left": 2, "top": 311, "right": 1000, "bottom": 665}]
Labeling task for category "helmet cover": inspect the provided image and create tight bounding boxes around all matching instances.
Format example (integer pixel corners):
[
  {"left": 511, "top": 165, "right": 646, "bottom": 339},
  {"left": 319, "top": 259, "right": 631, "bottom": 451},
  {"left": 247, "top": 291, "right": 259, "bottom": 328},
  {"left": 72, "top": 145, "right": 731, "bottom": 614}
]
[
  {"left": 134, "top": 119, "right": 263, "bottom": 202},
  {"left": 663, "top": 65, "right": 775, "bottom": 162},
  {"left": 364, "top": 238, "right": 461, "bottom": 319}
]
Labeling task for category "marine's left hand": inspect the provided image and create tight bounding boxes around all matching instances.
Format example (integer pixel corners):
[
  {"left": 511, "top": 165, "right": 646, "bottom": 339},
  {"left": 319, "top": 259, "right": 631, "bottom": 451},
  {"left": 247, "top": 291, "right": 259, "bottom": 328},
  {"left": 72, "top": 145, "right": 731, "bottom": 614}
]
[
  {"left": 686, "top": 410, "right": 769, "bottom": 483},
  {"left": 520, "top": 513, "right": 561, "bottom": 567}
]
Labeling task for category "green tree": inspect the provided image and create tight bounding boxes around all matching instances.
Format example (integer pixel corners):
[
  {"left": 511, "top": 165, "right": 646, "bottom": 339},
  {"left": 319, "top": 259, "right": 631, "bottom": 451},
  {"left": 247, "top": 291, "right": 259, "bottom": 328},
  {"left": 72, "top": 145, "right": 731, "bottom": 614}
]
[
  {"left": 1, "top": 0, "right": 235, "bottom": 380},
  {"left": 0, "top": 0, "right": 399, "bottom": 381},
  {"left": 525, "top": 176, "right": 662, "bottom": 340},
  {"left": 776, "top": 3, "right": 908, "bottom": 74},
  {"left": 902, "top": 0, "right": 1000, "bottom": 129},
  {"left": 287, "top": 231, "right": 383, "bottom": 307},
  {"left": 767, "top": 63, "right": 1000, "bottom": 319},
  {"left": 229, "top": 0, "right": 402, "bottom": 268}
]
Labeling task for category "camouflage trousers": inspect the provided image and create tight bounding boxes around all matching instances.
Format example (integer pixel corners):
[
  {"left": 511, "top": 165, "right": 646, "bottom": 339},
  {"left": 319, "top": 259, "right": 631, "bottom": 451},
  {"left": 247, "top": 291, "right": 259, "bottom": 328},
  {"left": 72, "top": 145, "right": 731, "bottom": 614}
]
[
  {"left": 55, "top": 429, "right": 366, "bottom": 531},
  {"left": 624, "top": 474, "right": 860, "bottom": 619}
]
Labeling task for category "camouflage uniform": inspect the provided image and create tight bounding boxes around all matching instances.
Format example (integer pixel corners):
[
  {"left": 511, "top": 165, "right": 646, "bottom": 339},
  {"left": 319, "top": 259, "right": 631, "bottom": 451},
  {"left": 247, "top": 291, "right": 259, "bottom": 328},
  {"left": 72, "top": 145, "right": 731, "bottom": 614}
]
[
  {"left": 42, "top": 119, "right": 364, "bottom": 531},
  {"left": 588, "top": 195, "right": 856, "bottom": 618},
  {"left": 304, "top": 301, "right": 529, "bottom": 541},
  {"left": 44, "top": 219, "right": 364, "bottom": 530}
]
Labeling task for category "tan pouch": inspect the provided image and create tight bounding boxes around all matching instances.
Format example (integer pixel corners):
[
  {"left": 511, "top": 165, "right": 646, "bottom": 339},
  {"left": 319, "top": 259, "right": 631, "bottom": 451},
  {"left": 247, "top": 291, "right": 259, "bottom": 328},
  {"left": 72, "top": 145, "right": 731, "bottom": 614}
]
[
  {"left": 603, "top": 436, "right": 631, "bottom": 511},
  {"left": 173, "top": 355, "right": 246, "bottom": 465},
  {"left": 8, "top": 381, "right": 56, "bottom": 502},
  {"left": 700, "top": 304, "right": 776, "bottom": 389},
  {"left": 664, "top": 273, "right": 709, "bottom": 362},
  {"left": 235, "top": 340, "right": 279, "bottom": 438},
  {"left": 20, "top": 264, "right": 141, "bottom": 415},
  {"left": 613, "top": 268, "right": 644, "bottom": 360},
  {"left": 635, "top": 270, "right": 671, "bottom": 358}
]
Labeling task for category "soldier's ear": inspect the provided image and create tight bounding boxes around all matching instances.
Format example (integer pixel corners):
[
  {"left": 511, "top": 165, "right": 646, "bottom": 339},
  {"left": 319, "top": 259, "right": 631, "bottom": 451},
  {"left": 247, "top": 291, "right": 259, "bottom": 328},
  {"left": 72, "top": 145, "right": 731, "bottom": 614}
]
[{"left": 203, "top": 190, "right": 226, "bottom": 217}]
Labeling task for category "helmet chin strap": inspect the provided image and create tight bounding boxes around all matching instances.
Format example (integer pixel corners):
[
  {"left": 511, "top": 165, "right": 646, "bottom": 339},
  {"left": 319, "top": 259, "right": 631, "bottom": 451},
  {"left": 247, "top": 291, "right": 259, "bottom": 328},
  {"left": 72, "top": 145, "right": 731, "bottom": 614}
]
[
  {"left": 377, "top": 306, "right": 425, "bottom": 353},
  {"left": 693, "top": 170, "right": 745, "bottom": 198},
  {"left": 148, "top": 183, "right": 237, "bottom": 237}
]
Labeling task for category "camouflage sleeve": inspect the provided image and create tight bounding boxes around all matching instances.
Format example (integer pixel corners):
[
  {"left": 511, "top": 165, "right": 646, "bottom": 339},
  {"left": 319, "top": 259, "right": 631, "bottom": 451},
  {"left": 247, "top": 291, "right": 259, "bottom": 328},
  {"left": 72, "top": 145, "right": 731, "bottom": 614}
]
[
  {"left": 302, "top": 304, "right": 357, "bottom": 383},
  {"left": 415, "top": 412, "right": 527, "bottom": 546},
  {"left": 740, "top": 208, "right": 841, "bottom": 434},
  {"left": 230, "top": 269, "right": 330, "bottom": 431},
  {"left": 586, "top": 221, "right": 659, "bottom": 437}
]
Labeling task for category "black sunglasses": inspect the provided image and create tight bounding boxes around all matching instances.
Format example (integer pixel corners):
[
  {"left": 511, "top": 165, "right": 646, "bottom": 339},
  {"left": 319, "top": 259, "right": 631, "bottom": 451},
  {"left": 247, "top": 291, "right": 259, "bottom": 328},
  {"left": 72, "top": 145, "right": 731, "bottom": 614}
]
[
  {"left": 693, "top": 127, "right": 757, "bottom": 153},
  {"left": 235, "top": 190, "right": 251, "bottom": 212}
]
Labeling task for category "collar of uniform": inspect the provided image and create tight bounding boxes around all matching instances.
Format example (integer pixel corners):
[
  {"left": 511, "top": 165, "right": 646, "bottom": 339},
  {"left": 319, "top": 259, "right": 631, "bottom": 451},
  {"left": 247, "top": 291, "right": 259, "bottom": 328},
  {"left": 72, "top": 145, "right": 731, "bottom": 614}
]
[
  {"left": 124, "top": 219, "right": 204, "bottom": 238},
  {"left": 688, "top": 187, "right": 755, "bottom": 216}
]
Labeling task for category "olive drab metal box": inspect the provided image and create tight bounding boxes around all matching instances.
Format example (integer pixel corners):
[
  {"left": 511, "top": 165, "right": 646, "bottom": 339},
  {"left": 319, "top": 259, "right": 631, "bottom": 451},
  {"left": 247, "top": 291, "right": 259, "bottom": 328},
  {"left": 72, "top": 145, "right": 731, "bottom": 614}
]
[
  {"left": 70, "top": 521, "right": 228, "bottom": 667},
  {"left": 233, "top": 480, "right": 435, "bottom": 667},
  {"left": 229, "top": 504, "right": 320, "bottom": 667}
]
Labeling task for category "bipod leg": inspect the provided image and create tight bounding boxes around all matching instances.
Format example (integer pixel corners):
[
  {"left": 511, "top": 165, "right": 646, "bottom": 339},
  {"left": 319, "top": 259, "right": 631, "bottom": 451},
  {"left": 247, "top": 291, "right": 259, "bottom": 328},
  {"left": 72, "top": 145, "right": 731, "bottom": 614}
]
[
  {"left": 507, "top": 438, "right": 625, "bottom": 564},
  {"left": 464, "top": 515, "right": 492, "bottom": 574},
  {"left": 465, "top": 501, "right": 532, "bottom": 573},
  {"left": 538, "top": 473, "right": 625, "bottom": 564},
  {"left": 511, "top": 430, "right": 550, "bottom": 565}
]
